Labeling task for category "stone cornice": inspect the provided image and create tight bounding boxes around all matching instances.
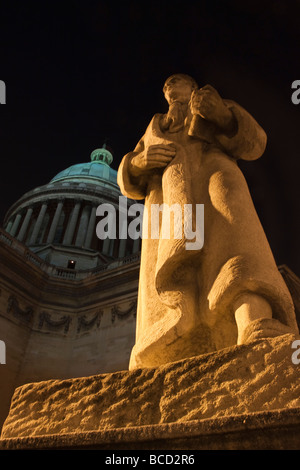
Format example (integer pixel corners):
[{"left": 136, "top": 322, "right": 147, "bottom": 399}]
[{"left": 3, "top": 182, "right": 122, "bottom": 223}]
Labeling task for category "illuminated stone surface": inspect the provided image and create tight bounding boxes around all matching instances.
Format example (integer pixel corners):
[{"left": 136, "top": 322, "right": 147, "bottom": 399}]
[
  {"left": 1, "top": 333, "right": 299, "bottom": 444},
  {"left": 1, "top": 408, "right": 300, "bottom": 450},
  {"left": 118, "top": 74, "right": 298, "bottom": 369}
]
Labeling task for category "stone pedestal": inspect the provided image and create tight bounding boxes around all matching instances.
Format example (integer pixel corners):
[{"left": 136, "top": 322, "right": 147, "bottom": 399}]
[{"left": 1, "top": 333, "right": 300, "bottom": 450}]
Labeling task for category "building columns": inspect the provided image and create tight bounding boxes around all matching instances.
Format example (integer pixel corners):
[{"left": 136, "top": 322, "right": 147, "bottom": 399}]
[
  {"left": 28, "top": 203, "right": 48, "bottom": 245},
  {"left": 84, "top": 205, "right": 97, "bottom": 249},
  {"left": 118, "top": 238, "right": 127, "bottom": 258},
  {"left": 17, "top": 207, "right": 33, "bottom": 242},
  {"left": 75, "top": 205, "right": 90, "bottom": 247},
  {"left": 5, "top": 219, "right": 13, "bottom": 234},
  {"left": 10, "top": 213, "right": 22, "bottom": 238},
  {"left": 118, "top": 218, "right": 127, "bottom": 258},
  {"left": 63, "top": 201, "right": 81, "bottom": 245},
  {"left": 46, "top": 200, "right": 64, "bottom": 244},
  {"left": 5, "top": 197, "right": 141, "bottom": 261},
  {"left": 132, "top": 238, "right": 140, "bottom": 254}
]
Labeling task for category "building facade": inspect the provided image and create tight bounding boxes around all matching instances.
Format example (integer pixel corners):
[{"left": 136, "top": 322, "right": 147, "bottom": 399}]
[{"left": 0, "top": 147, "right": 140, "bottom": 429}]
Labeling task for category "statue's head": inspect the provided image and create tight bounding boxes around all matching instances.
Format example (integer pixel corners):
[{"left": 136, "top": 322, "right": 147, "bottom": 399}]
[{"left": 163, "top": 74, "right": 198, "bottom": 105}]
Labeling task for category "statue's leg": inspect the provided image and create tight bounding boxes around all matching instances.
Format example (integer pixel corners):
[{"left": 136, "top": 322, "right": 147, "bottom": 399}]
[{"left": 234, "top": 292, "right": 294, "bottom": 344}]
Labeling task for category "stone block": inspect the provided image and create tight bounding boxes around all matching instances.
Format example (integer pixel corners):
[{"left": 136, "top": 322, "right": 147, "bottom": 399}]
[
  {"left": 1, "top": 333, "right": 300, "bottom": 449},
  {"left": 1, "top": 408, "right": 300, "bottom": 450}
]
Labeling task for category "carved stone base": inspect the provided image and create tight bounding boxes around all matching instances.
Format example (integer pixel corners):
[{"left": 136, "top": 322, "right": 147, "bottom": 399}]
[{"left": 1, "top": 333, "right": 300, "bottom": 450}]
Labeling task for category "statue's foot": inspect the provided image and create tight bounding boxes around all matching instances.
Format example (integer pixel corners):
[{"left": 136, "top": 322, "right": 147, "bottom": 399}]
[{"left": 239, "top": 318, "right": 296, "bottom": 344}]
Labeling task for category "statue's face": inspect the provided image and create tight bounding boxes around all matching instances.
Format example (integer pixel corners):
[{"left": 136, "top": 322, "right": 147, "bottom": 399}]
[{"left": 163, "top": 75, "right": 194, "bottom": 104}]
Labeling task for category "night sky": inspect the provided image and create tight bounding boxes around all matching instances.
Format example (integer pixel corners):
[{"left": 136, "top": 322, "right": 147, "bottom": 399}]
[{"left": 0, "top": 1, "right": 300, "bottom": 275}]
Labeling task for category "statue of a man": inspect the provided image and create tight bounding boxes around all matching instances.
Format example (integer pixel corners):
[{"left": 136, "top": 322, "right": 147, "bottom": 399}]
[{"left": 118, "top": 74, "right": 298, "bottom": 369}]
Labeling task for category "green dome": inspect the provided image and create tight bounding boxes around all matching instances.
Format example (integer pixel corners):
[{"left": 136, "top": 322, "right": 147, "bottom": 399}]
[{"left": 50, "top": 148, "right": 118, "bottom": 186}]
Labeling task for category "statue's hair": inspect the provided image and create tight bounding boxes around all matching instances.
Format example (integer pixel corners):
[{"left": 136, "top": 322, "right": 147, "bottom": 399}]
[{"left": 163, "top": 74, "right": 198, "bottom": 93}]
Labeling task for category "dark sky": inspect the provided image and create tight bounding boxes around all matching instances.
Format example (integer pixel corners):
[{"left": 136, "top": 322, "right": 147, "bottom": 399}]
[{"left": 0, "top": 1, "right": 300, "bottom": 275}]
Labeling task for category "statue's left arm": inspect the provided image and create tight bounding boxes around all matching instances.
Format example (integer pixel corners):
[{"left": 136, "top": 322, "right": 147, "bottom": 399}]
[
  {"left": 191, "top": 85, "right": 267, "bottom": 161},
  {"left": 216, "top": 99, "right": 267, "bottom": 161}
]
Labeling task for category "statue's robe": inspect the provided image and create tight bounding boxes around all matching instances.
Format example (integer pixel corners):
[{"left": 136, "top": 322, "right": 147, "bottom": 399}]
[{"left": 118, "top": 100, "right": 298, "bottom": 369}]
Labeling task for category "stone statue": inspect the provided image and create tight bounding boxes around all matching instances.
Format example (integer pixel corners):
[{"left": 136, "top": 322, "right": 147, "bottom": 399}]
[{"left": 117, "top": 73, "right": 299, "bottom": 369}]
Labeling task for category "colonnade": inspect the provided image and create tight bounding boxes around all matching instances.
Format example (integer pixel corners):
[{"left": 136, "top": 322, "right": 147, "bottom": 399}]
[{"left": 5, "top": 198, "right": 140, "bottom": 259}]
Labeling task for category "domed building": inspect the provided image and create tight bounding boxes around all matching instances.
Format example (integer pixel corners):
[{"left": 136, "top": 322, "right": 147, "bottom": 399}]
[
  {"left": 0, "top": 147, "right": 140, "bottom": 430},
  {"left": 3, "top": 146, "right": 139, "bottom": 270}
]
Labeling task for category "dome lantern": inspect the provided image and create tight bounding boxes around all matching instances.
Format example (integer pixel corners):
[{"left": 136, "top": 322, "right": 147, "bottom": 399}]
[
  {"left": 90, "top": 145, "right": 113, "bottom": 166},
  {"left": 49, "top": 145, "right": 117, "bottom": 186}
]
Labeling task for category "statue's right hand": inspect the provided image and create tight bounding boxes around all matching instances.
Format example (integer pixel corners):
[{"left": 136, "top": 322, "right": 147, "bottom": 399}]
[{"left": 130, "top": 144, "right": 176, "bottom": 177}]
